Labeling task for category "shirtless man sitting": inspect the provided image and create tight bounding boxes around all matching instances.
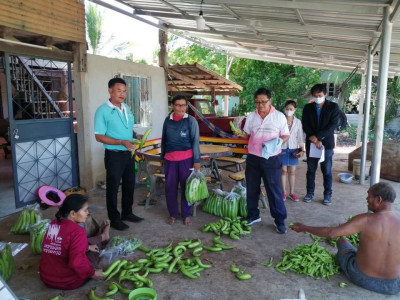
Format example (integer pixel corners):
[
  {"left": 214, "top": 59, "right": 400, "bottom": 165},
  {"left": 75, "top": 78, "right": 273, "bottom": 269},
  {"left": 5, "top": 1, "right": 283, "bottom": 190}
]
[{"left": 290, "top": 182, "right": 400, "bottom": 295}]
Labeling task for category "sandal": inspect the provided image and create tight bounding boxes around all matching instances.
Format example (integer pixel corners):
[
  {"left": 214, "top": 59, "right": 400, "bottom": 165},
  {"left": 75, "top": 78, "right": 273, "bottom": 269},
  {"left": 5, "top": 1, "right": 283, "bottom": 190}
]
[
  {"left": 167, "top": 217, "right": 175, "bottom": 225},
  {"left": 183, "top": 217, "right": 192, "bottom": 225}
]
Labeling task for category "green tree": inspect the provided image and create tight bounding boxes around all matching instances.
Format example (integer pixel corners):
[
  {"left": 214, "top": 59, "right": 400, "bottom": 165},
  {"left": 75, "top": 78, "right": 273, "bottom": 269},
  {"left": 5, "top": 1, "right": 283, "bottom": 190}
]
[
  {"left": 85, "top": 4, "right": 137, "bottom": 59},
  {"left": 230, "top": 60, "right": 321, "bottom": 115},
  {"left": 86, "top": 3, "right": 103, "bottom": 54},
  {"left": 321, "top": 70, "right": 362, "bottom": 109},
  {"left": 168, "top": 41, "right": 228, "bottom": 76},
  {"left": 168, "top": 41, "right": 322, "bottom": 115}
]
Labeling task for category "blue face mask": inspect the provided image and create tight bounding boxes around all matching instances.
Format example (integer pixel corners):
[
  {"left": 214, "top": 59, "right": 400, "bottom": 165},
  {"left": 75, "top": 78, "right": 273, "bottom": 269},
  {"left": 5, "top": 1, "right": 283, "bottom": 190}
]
[{"left": 313, "top": 97, "right": 325, "bottom": 104}]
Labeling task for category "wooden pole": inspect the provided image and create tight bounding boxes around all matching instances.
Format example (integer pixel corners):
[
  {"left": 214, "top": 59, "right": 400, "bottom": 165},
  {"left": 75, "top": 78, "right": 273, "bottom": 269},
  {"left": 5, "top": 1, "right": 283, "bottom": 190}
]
[{"left": 158, "top": 29, "right": 168, "bottom": 69}]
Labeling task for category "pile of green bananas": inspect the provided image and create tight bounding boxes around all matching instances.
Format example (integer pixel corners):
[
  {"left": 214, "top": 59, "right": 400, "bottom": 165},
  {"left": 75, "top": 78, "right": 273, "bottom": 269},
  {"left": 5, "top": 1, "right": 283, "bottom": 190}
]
[
  {"left": 30, "top": 219, "right": 50, "bottom": 254},
  {"left": 10, "top": 205, "right": 41, "bottom": 234},
  {"left": 0, "top": 244, "right": 15, "bottom": 281},
  {"left": 201, "top": 217, "right": 252, "bottom": 240},
  {"left": 185, "top": 172, "right": 209, "bottom": 204},
  {"left": 231, "top": 185, "right": 248, "bottom": 218},
  {"left": 202, "top": 190, "right": 240, "bottom": 219},
  {"left": 275, "top": 240, "right": 340, "bottom": 280}
]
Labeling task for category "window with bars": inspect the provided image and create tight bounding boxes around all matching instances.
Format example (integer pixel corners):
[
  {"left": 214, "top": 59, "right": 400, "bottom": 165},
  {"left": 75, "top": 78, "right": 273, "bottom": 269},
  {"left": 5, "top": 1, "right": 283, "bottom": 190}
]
[{"left": 122, "top": 75, "right": 152, "bottom": 127}]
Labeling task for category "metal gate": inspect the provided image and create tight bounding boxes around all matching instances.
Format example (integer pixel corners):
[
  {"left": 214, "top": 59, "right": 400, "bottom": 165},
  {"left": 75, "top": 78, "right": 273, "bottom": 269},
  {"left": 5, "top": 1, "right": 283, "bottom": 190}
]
[{"left": 4, "top": 53, "right": 78, "bottom": 208}]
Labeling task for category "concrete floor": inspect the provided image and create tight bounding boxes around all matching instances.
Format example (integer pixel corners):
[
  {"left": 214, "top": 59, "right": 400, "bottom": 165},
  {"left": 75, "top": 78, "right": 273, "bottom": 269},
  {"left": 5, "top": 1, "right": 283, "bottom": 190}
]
[{"left": 1, "top": 146, "right": 400, "bottom": 300}]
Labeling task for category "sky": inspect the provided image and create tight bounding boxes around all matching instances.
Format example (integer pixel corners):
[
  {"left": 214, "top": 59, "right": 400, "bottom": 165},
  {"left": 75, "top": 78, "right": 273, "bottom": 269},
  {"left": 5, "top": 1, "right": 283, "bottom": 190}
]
[{"left": 85, "top": 0, "right": 160, "bottom": 63}]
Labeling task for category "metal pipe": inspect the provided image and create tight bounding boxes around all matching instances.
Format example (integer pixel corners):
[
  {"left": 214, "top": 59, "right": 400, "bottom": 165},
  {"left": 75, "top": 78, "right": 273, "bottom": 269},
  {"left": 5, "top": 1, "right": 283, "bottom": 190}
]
[
  {"left": 355, "top": 73, "right": 365, "bottom": 147},
  {"left": 370, "top": 7, "right": 392, "bottom": 185},
  {"left": 359, "top": 46, "right": 373, "bottom": 184}
]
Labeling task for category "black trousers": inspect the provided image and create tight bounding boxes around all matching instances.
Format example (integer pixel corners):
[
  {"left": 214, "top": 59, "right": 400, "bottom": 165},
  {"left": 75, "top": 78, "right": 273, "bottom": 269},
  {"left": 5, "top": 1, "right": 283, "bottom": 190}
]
[
  {"left": 104, "top": 149, "right": 135, "bottom": 222},
  {"left": 245, "top": 154, "right": 287, "bottom": 226}
]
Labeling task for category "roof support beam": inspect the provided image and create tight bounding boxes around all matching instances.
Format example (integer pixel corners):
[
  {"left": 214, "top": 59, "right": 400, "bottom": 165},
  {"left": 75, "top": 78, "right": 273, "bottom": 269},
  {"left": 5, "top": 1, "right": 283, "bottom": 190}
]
[
  {"left": 171, "top": 26, "right": 366, "bottom": 57},
  {"left": 158, "top": 0, "right": 188, "bottom": 16},
  {"left": 390, "top": 0, "right": 400, "bottom": 22},
  {"left": 134, "top": 10, "right": 381, "bottom": 39},
  {"left": 371, "top": 6, "right": 393, "bottom": 185},
  {"left": 202, "top": 0, "right": 385, "bottom": 14},
  {"left": 360, "top": 45, "right": 374, "bottom": 185}
]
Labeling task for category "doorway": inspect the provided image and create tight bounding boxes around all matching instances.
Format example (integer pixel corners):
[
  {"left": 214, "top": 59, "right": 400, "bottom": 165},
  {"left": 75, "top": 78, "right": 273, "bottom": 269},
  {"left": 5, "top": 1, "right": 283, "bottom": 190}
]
[{"left": 0, "top": 54, "right": 78, "bottom": 217}]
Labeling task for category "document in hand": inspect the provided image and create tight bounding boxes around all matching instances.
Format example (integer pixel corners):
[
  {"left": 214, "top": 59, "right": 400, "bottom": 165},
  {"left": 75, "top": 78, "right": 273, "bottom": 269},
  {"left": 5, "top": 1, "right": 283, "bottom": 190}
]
[{"left": 309, "top": 143, "right": 325, "bottom": 163}]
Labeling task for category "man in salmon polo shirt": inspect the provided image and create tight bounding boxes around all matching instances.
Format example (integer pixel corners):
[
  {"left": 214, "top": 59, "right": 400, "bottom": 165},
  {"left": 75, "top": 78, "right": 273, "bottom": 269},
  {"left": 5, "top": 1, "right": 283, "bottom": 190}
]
[{"left": 238, "top": 88, "right": 290, "bottom": 234}]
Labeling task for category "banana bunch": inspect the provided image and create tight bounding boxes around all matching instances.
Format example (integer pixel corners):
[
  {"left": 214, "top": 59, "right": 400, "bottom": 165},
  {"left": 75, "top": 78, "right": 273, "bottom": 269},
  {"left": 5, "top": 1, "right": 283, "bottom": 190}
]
[
  {"left": 0, "top": 244, "right": 15, "bottom": 281},
  {"left": 229, "top": 121, "right": 244, "bottom": 135},
  {"left": 10, "top": 205, "right": 41, "bottom": 234},
  {"left": 201, "top": 217, "right": 252, "bottom": 240},
  {"left": 202, "top": 190, "right": 240, "bottom": 219},
  {"left": 30, "top": 219, "right": 50, "bottom": 254},
  {"left": 231, "top": 185, "right": 248, "bottom": 218},
  {"left": 185, "top": 172, "right": 209, "bottom": 204}
]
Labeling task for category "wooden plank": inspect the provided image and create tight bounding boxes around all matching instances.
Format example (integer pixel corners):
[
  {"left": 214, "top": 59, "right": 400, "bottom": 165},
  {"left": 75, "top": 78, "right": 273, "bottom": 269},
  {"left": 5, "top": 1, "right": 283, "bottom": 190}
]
[
  {"left": 0, "top": 1, "right": 85, "bottom": 29},
  {"left": 0, "top": 6, "right": 85, "bottom": 32},
  {"left": 0, "top": 18, "right": 85, "bottom": 43},
  {"left": 168, "top": 69, "right": 211, "bottom": 90},
  {"left": 0, "top": 41, "right": 73, "bottom": 61},
  {"left": 231, "top": 148, "right": 248, "bottom": 155},
  {"left": 12, "top": 0, "right": 84, "bottom": 19},
  {"left": 0, "top": 15, "right": 85, "bottom": 41},
  {"left": 199, "top": 136, "right": 248, "bottom": 145},
  {"left": 0, "top": 0, "right": 85, "bottom": 42}
]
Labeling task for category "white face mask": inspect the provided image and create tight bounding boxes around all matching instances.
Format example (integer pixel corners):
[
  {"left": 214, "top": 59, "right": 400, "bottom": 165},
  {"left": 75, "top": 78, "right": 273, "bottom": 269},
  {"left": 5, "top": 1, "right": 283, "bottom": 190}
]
[
  {"left": 313, "top": 97, "right": 325, "bottom": 104},
  {"left": 284, "top": 110, "right": 295, "bottom": 117}
]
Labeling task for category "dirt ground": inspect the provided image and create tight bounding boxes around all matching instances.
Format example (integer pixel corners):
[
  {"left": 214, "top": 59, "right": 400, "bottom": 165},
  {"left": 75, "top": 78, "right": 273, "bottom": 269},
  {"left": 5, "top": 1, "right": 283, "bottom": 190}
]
[{"left": 1, "top": 145, "right": 400, "bottom": 300}]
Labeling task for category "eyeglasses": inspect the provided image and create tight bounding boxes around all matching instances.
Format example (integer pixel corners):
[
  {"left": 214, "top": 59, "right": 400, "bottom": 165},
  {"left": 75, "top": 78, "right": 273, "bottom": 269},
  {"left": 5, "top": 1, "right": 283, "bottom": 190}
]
[
  {"left": 254, "top": 101, "right": 270, "bottom": 105},
  {"left": 174, "top": 104, "right": 187, "bottom": 108}
]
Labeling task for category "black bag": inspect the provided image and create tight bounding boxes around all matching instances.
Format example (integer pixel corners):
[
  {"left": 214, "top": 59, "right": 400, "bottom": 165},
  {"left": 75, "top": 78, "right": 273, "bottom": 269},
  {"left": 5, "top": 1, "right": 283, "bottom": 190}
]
[{"left": 336, "top": 110, "right": 348, "bottom": 131}]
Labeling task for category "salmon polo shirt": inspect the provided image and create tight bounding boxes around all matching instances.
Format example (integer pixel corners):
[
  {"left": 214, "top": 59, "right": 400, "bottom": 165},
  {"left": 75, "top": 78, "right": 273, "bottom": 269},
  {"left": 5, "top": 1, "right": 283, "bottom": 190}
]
[
  {"left": 243, "top": 106, "right": 289, "bottom": 157},
  {"left": 94, "top": 100, "right": 135, "bottom": 151}
]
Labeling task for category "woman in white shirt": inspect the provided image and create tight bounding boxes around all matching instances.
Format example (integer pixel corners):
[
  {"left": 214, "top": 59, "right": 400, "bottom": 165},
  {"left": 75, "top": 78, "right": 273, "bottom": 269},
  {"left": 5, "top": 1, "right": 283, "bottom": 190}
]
[{"left": 280, "top": 100, "right": 305, "bottom": 202}]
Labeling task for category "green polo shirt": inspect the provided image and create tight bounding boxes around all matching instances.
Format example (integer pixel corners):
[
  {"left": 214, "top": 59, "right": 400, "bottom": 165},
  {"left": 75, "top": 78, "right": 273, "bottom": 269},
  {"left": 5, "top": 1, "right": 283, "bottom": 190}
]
[{"left": 94, "top": 101, "right": 135, "bottom": 150}]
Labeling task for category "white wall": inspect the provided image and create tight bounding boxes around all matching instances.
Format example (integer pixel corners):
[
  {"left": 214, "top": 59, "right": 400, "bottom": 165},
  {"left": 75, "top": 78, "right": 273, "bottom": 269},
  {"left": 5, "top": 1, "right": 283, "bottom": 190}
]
[{"left": 80, "top": 55, "right": 168, "bottom": 189}]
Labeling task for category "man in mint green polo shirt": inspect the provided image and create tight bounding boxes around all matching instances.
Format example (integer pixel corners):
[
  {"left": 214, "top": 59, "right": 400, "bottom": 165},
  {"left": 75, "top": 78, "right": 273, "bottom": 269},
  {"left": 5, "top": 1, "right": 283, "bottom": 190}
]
[{"left": 94, "top": 77, "right": 143, "bottom": 231}]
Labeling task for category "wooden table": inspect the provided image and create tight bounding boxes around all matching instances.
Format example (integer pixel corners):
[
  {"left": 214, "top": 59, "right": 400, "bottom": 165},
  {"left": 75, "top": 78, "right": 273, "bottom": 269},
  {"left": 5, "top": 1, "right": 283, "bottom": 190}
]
[
  {"left": 200, "top": 144, "right": 232, "bottom": 158},
  {"left": 200, "top": 145, "right": 232, "bottom": 189}
]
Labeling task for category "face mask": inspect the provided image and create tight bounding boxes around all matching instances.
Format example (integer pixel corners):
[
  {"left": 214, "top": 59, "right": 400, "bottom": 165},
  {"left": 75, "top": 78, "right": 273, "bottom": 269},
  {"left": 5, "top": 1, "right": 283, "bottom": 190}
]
[
  {"left": 284, "top": 110, "right": 295, "bottom": 117},
  {"left": 313, "top": 97, "right": 325, "bottom": 104}
]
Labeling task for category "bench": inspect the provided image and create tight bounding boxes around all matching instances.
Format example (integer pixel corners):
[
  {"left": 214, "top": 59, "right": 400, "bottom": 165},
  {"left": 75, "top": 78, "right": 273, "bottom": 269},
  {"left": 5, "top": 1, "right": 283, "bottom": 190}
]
[
  {"left": 228, "top": 169, "right": 268, "bottom": 209},
  {"left": 216, "top": 156, "right": 245, "bottom": 172},
  {"left": 136, "top": 139, "right": 208, "bottom": 216},
  {"left": 199, "top": 136, "right": 248, "bottom": 156}
]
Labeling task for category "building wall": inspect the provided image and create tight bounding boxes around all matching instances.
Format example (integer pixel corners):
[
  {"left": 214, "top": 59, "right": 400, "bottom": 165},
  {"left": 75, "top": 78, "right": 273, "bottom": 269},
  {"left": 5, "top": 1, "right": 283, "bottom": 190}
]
[{"left": 81, "top": 55, "right": 168, "bottom": 189}]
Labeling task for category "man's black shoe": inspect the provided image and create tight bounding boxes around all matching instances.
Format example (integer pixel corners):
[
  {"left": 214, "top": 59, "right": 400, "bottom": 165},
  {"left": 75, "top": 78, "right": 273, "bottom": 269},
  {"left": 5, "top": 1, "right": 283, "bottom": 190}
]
[
  {"left": 121, "top": 213, "right": 144, "bottom": 223},
  {"left": 110, "top": 220, "right": 129, "bottom": 231}
]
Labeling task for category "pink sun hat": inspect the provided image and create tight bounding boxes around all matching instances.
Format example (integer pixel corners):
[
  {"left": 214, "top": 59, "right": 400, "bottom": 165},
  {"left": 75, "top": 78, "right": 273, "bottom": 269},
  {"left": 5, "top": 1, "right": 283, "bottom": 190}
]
[{"left": 38, "top": 185, "right": 66, "bottom": 207}]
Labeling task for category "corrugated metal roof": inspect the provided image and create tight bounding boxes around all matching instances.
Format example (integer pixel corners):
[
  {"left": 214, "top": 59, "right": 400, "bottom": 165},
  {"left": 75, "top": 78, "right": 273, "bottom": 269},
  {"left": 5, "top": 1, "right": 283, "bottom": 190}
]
[{"left": 95, "top": 0, "right": 400, "bottom": 76}]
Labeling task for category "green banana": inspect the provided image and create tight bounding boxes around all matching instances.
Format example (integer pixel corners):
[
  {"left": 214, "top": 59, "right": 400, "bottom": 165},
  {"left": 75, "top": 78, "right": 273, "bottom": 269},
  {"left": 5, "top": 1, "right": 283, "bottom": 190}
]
[{"left": 229, "top": 121, "right": 244, "bottom": 135}]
